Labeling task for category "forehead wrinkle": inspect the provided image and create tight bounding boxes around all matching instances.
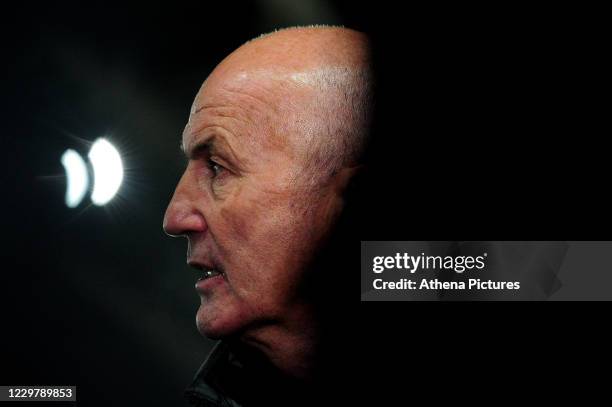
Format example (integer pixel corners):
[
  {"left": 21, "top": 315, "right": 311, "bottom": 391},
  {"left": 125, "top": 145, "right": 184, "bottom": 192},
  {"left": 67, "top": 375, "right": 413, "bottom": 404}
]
[
  {"left": 181, "top": 128, "right": 252, "bottom": 172},
  {"left": 187, "top": 70, "right": 313, "bottom": 165},
  {"left": 215, "top": 84, "right": 294, "bottom": 155},
  {"left": 193, "top": 84, "right": 274, "bottom": 132},
  {"left": 183, "top": 124, "right": 233, "bottom": 155},
  {"left": 193, "top": 103, "right": 243, "bottom": 117},
  {"left": 184, "top": 102, "right": 262, "bottom": 164},
  {"left": 218, "top": 85, "right": 279, "bottom": 116},
  {"left": 199, "top": 69, "right": 313, "bottom": 127},
  {"left": 184, "top": 93, "right": 249, "bottom": 141},
  {"left": 196, "top": 102, "right": 258, "bottom": 129}
]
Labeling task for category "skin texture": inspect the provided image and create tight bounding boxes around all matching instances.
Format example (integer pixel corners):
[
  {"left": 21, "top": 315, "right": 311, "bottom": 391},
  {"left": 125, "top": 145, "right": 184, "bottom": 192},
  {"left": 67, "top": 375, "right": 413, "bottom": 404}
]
[{"left": 163, "top": 26, "right": 370, "bottom": 379}]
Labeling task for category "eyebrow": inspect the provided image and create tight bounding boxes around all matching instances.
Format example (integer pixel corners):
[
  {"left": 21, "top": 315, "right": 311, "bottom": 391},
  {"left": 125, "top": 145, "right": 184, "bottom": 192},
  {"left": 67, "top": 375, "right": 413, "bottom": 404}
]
[
  {"left": 181, "top": 137, "right": 213, "bottom": 160},
  {"left": 181, "top": 133, "right": 240, "bottom": 166}
]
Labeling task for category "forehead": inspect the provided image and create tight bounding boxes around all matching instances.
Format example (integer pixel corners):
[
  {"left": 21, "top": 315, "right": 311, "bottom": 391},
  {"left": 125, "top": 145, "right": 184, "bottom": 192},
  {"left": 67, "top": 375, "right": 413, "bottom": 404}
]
[{"left": 182, "top": 69, "right": 312, "bottom": 155}]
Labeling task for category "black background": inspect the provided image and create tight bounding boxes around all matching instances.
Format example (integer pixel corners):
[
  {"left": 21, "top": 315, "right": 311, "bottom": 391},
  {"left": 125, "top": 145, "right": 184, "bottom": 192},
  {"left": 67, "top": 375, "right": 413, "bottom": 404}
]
[{"left": 1, "top": 1, "right": 608, "bottom": 405}]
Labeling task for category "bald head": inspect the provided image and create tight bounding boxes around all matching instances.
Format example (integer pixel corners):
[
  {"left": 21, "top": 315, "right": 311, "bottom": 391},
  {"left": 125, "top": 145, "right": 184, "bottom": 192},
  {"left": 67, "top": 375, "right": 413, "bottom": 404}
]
[
  {"left": 234, "top": 25, "right": 369, "bottom": 73},
  {"left": 190, "top": 26, "right": 373, "bottom": 185}
]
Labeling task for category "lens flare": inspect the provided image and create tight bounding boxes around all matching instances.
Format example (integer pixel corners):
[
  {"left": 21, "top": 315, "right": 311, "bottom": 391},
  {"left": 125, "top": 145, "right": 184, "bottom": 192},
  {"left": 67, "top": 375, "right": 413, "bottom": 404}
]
[
  {"left": 88, "top": 138, "right": 124, "bottom": 206},
  {"left": 61, "top": 149, "right": 89, "bottom": 208}
]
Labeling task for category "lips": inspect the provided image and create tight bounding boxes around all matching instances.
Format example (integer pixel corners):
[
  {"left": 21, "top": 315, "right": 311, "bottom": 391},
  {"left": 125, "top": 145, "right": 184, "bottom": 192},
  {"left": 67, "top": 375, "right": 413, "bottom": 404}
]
[
  {"left": 198, "top": 268, "right": 223, "bottom": 281},
  {"left": 188, "top": 260, "right": 226, "bottom": 282},
  {"left": 192, "top": 262, "right": 226, "bottom": 294}
]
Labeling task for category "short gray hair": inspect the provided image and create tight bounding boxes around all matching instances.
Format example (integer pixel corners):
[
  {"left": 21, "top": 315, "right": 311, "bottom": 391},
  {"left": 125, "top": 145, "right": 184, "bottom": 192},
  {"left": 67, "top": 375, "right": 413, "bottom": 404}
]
[{"left": 297, "top": 64, "right": 374, "bottom": 186}]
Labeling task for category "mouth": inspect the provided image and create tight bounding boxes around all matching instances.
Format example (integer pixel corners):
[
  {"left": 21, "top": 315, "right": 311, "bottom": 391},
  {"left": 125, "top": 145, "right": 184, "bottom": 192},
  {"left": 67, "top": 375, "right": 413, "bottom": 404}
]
[
  {"left": 189, "top": 261, "right": 226, "bottom": 283},
  {"left": 197, "top": 268, "right": 224, "bottom": 282}
]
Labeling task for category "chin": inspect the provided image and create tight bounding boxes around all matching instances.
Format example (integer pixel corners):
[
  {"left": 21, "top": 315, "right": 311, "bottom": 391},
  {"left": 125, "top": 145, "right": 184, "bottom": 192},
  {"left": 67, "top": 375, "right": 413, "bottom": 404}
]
[{"left": 196, "top": 303, "right": 247, "bottom": 339}]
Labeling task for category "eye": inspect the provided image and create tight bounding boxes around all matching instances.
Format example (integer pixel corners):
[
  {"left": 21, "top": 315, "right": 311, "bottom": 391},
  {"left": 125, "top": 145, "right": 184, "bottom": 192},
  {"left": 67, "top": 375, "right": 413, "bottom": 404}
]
[{"left": 207, "top": 158, "right": 226, "bottom": 178}]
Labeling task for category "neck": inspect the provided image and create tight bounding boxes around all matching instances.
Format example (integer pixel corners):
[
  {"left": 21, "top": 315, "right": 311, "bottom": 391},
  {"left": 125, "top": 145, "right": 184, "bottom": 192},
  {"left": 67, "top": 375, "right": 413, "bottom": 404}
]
[{"left": 234, "top": 304, "right": 321, "bottom": 381}]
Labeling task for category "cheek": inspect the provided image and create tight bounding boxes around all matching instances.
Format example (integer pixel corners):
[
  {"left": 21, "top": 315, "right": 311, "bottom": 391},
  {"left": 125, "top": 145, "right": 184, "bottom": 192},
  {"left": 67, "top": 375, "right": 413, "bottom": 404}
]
[
  {"left": 217, "top": 191, "right": 265, "bottom": 246},
  {"left": 215, "top": 187, "right": 312, "bottom": 299},
  {"left": 217, "top": 179, "right": 300, "bottom": 245}
]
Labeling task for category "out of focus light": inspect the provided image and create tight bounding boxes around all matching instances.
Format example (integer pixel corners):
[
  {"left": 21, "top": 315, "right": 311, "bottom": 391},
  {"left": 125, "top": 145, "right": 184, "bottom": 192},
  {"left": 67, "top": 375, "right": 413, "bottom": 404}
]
[
  {"left": 88, "top": 138, "right": 124, "bottom": 206},
  {"left": 61, "top": 149, "right": 89, "bottom": 208}
]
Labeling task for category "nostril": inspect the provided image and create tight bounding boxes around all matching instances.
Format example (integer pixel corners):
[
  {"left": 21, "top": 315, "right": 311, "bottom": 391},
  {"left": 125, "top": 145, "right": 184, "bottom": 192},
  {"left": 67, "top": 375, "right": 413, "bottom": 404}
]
[{"left": 183, "top": 212, "right": 207, "bottom": 234}]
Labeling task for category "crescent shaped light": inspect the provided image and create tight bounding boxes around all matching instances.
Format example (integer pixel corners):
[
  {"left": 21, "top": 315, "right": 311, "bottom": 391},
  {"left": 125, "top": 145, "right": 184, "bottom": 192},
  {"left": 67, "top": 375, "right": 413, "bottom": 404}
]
[
  {"left": 61, "top": 149, "right": 89, "bottom": 208},
  {"left": 88, "top": 138, "right": 124, "bottom": 206}
]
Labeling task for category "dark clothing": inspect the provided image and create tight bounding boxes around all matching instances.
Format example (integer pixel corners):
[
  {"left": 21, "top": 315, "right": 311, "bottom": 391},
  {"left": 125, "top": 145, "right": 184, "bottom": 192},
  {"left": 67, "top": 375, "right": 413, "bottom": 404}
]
[
  {"left": 184, "top": 342, "right": 242, "bottom": 407},
  {"left": 184, "top": 341, "right": 323, "bottom": 407}
]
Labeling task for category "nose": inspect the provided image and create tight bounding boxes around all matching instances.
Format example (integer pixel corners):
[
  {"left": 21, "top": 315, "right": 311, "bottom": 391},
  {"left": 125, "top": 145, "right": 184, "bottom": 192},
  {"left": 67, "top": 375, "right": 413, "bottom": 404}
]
[{"left": 163, "top": 170, "right": 207, "bottom": 237}]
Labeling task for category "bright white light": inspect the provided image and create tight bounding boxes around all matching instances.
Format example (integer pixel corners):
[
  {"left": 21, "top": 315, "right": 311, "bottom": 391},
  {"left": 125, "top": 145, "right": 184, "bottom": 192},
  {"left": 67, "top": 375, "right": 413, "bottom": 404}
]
[
  {"left": 61, "top": 149, "right": 89, "bottom": 208},
  {"left": 88, "top": 138, "right": 124, "bottom": 206}
]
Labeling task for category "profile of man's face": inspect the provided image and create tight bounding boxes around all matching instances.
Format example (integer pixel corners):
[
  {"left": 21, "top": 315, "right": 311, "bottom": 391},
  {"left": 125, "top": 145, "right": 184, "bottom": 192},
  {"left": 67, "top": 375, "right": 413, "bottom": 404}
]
[
  {"left": 163, "top": 28, "right": 370, "bottom": 348},
  {"left": 164, "top": 62, "right": 340, "bottom": 341}
]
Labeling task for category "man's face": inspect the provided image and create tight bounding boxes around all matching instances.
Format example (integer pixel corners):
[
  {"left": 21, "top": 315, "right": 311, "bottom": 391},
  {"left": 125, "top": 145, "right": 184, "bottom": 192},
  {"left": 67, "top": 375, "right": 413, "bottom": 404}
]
[{"left": 163, "top": 70, "right": 342, "bottom": 340}]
